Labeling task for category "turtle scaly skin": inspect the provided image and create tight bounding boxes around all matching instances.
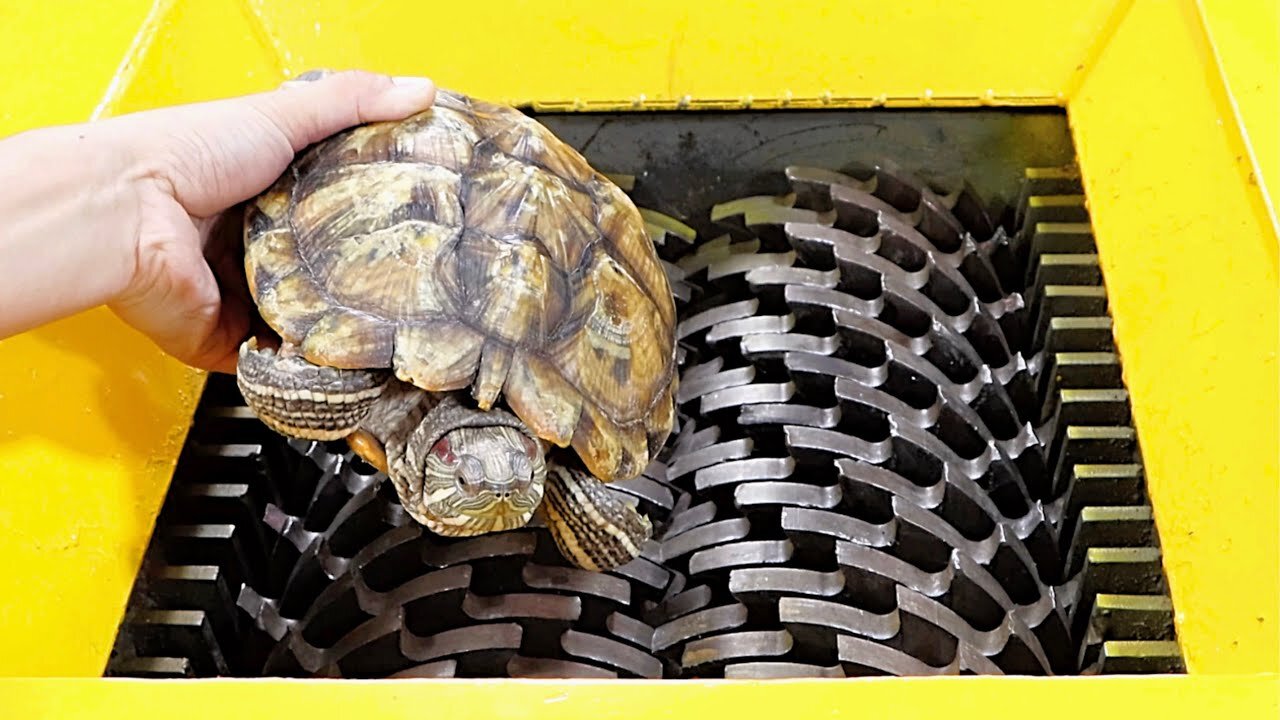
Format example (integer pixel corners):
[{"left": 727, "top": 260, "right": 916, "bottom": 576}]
[{"left": 236, "top": 89, "right": 675, "bottom": 572}]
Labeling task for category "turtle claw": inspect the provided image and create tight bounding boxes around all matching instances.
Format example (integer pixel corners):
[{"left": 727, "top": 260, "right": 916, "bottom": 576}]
[
  {"left": 538, "top": 463, "right": 652, "bottom": 572},
  {"left": 236, "top": 339, "right": 390, "bottom": 442}
]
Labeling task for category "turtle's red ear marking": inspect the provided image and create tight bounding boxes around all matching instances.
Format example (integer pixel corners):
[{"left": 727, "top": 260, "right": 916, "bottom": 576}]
[{"left": 431, "top": 438, "right": 457, "bottom": 464}]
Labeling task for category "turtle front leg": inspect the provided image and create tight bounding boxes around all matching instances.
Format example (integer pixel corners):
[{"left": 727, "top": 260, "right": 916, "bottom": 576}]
[
  {"left": 537, "top": 463, "right": 653, "bottom": 572},
  {"left": 235, "top": 338, "right": 390, "bottom": 441}
]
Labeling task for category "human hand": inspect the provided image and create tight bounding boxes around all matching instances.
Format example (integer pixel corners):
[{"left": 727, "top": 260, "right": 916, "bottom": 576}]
[
  {"left": 106, "top": 70, "right": 438, "bottom": 373},
  {"left": 0, "top": 69, "right": 436, "bottom": 373}
]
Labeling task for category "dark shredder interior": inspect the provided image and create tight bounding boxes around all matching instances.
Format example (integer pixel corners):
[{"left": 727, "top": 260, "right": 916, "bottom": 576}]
[{"left": 106, "top": 108, "right": 1183, "bottom": 679}]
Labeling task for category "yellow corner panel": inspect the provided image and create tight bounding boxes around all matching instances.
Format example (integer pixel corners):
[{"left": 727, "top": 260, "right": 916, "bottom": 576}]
[
  {"left": 0, "top": 0, "right": 189, "bottom": 678},
  {"left": 245, "top": 0, "right": 1122, "bottom": 107},
  {"left": 1068, "top": 0, "right": 1279, "bottom": 674},
  {"left": 0, "top": 0, "right": 282, "bottom": 676},
  {"left": 1196, "top": 0, "right": 1279, "bottom": 229},
  {"left": 0, "top": 0, "right": 156, "bottom": 134},
  {"left": 106, "top": 0, "right": 284, "bottom": 116}
]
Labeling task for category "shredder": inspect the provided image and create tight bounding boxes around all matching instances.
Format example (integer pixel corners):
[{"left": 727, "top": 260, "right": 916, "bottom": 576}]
[{"left": 0, "top": 1, "right": 1275, "bottom": 717}]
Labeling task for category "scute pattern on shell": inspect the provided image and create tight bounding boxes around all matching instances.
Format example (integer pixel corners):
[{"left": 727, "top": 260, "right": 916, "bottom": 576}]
[{"left": 243, "top": 89, "right": 678, "bottom": 483}]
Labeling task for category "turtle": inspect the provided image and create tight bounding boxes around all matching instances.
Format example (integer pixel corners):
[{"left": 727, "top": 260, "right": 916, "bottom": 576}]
[{"left": 235, "top": 87, "right": 678, "bottom": 572}]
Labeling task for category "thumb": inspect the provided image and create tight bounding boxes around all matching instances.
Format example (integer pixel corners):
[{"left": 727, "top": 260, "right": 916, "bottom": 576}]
[
  {"left": 128, "top": 70, "right": 437, "bottom": 217},
  {"left": 248, "top": 69, "right": 437, "bottom": 153}
]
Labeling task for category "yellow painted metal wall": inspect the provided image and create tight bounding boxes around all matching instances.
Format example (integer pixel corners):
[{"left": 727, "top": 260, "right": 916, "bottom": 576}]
[
  {"left": 2, "top": 674, "right": 1277, "bottom": 720},
  {"left": 0, "top": 0, "right": 1276, "bottom": 710},
  {"left": 242, "top": 0, "right": 1125, "bottom": 108},
  {"left": 0, "top": 0, "right": 210, "bottom": 677},
  {"left": 1198, "top": 0, "right": 1279, "bottom": 227},
  {"left": 1068, "top": 0, "right": 1278, "bottom": 675}
]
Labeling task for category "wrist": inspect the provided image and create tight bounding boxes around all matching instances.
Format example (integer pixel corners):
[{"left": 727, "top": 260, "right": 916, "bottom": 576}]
[{"left": 0, "top": 122, "right": 145, "bottom": 337}]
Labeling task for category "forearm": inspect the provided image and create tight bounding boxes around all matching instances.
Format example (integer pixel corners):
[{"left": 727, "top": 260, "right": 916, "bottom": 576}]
[{"left": 0, "top": 123, "right": 140, "bottom": 339}]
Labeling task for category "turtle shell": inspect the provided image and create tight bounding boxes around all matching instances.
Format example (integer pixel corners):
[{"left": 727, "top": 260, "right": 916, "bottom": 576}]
[{"left": 243, "top": 89, "right": 677, "bottom": 482}]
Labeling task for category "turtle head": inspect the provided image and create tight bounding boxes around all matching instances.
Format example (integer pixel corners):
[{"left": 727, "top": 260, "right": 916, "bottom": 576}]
[{"left": 403, "top": 398, "right": 546, "bottom": 536}]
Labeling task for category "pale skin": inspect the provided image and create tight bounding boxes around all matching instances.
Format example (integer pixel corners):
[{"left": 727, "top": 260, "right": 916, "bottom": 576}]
[{"left": 0, "top": 70, "right": 438, "bottom": 372}]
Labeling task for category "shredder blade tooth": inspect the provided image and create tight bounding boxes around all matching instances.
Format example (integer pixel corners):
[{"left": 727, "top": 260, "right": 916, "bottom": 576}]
[
  {"left": 237, "top": 583, "right": 295, "bottom": 642},
  {"left": 782, "top": 424, "right": 892, "bottom": 465},
  {"left": 384, "top": 659, "right": 458, "bottom": 678},
  {"left": 679, "top": 630, "right": 796, "bottom": 675},
  {"left": 666, "top": 437, "right": 754, "bottom": 482},
  {"left": 678, "top": 299, "right": 761, "bottom": 342},
  {"left": 148, "top": 563, "right": 243, "bottom": 656},
  {"left": 780, "top": 505, "right": 895, "bottom": 552},
  {"left": 677, "top": 237, "right": 764, "bottom": 279},
  {"left": 709, "top": 194, "right": 837, "bottom": 253},
  {"left": 694, "top": 457, "right": 803, "bottom": 493},
  {"left": 401, "top": 621, "right": 525, "bottom": 666},
  {"left": 123, "top": 610, "right": 230, "bottom": 677},
  {"left": 778, "top": 595, "right": 901, "bottom": 639},
  {"left": 508, "top": 654, "right": 617, "bottom": 679},
  {"left": 649, "top": 584, "right": 715, "bottom": 626},
  {"left": 106, "top": 657, "right": 195, "bottom": 679},
  {"left": 723, "top": 661, "right": 846, "bottom": 678},
  {"left": 930, "top": 177, "right": 998, "bottom": 242},
  {"left": 733, "top": 481, "right": 842, "bottom": 510},
  {"left": 522, "top": 563, "right": 634, "bottom": 606},
  {"left": 608, "top": 554, "right": 675, "bottom": 601},
  {"left": 660, "top": 518, "right": 754, "bottom": 566},
  {"left": 459, "top": 592, "right": 583, "bottom": 657},
  {"left": 836, "top": 634, "right": 963, "bottom": 676},
  {"left": 560, "top": 629, "right": 666, "bottom": 678},
  {"left": 705, "top": 249, "right": 801, "bottom": 285},
  {"left": 420, "top": 531, "right": 540, "bottom": 569},
  {"left": 605, "top": 611, "right": 657, "bottom": 651},
  {"left": 677, "top": 365, "right": 756, "bottom": 406},
  {"left": 727, "top": 567, "right": 846, "bottom": 606},
  {"left": 977, "top": 228, "right": 1027, "bottom": 312},
  {"left": 772, "top": 280, "right": 885, "bottom": 322},
  {"left": 663, "top": 499, "right": 720, "bottom": 538},
  {"left": 608, "top": 474, "right": 677, "bottom": 516},
  {"left": 256, "top": 522, "right": 673, "bottom": 679},
  {"left": 784, "top": 166, "right": 874, "bottom": 210},
  {"left": 692, "top": 540, "right": 797, "bottom": 577},
  {"left": 653, "top": 603, "right": 751, "bottom": 654},
  {"left": 699, "top": 380, "right": 797, "bottom": 416}
]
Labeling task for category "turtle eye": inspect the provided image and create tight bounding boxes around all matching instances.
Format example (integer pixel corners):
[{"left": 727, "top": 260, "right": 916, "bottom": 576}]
[{"left": 458, "top": 455, "right": 485, "bottom": 483}]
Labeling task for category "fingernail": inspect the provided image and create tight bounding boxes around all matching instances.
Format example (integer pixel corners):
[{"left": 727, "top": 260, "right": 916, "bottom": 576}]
[
  {"left": 293, "top": 68, "right": 333, "bottom": 82},
  {"left": 280, "top": 68, "right": 333, "bottom": 90},
  {"left": 391, "top": 75, "right": 434, "bottom": 89}
]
